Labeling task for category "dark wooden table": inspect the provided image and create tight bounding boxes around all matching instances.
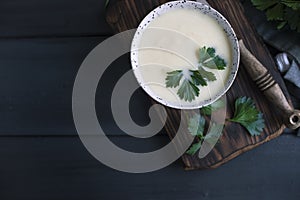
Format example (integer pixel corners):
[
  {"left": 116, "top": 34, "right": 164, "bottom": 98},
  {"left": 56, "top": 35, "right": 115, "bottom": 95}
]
[{"left": 0, "top": 0, "right": 299, "bottom": 199}]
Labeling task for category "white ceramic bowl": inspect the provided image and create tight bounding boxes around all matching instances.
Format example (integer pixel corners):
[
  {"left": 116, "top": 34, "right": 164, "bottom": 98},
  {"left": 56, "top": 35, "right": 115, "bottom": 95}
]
[{"left": 131, "top": 0, "right": 239, "bottom": 109}]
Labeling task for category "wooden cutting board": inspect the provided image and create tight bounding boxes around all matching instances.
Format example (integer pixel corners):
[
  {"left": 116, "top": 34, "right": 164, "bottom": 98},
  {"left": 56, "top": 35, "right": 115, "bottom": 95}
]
[{"left": 106, "top": 0, "right": 291, "bottom": 169}]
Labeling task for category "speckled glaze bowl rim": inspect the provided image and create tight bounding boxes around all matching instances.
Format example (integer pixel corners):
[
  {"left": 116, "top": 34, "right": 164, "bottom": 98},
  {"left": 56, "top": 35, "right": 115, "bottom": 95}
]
[{"left": 131, "top": 0, "right": 240, "bottom": 110}]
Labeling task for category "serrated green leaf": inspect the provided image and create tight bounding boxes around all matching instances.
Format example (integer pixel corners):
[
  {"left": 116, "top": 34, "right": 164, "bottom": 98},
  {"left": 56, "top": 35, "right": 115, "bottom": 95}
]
[
  {"left": 230, "top": 97, "right": 265, "bottom": 136},
  {"left": 213, "top": 56, "right": 227, "bottom": 70},
  {"left": 282, "top": 1, "right": 300, "bottom": 10},
  {"left": 207, "top": 47, "right": 216, "bottom": 57},
  {"left": 204, "top": 123, "right": 224, "bottom": 146},
  {"left": 186, "top": 142, "right": 202, "bottom": 155},
  {"left": 165, "top": 47, "right": 227, "bottom": 102},
  {"left": 188, "top": 114, "right": 206, "bottom": 137},
  {"left": 177, "top": 79, "right": 199, "bottom": 102},
  {"left": 266, "top": 3, "right": 284, "bottom": 20},
  {"left": 251, "top": 0, "right": 278, "bottom": 10},
  {"left": 277, "top": 21, "right": 287, "bottom": 29},
  {"left": 190, "top": 70, "right": 207, "bottom": 86},
  {"left": 200, "top": 50, "right": 226, "bottom": 70},
  {"left": 251, "top": 0, "right": 300, "bottom": 33},
  {"left": 165, "top": 70, "right": 183, "bottom": 88},
  {"left": 199, "top": 46, "right": 226, "bottom": 70},
  {"left": 199, "top": 46, "right": 211, "bottom": 63},
  {"left": 198, "top": 67, "right": 216, "bottom": 82},
  {"left": 201, "top": 99, "right": 225, "bottom": 115},
  {"left": 284, "top": 6, "right": 300, "bottom": 32},
  {"left": 165, "top": 69, "right": 202, "bottom": 102}
]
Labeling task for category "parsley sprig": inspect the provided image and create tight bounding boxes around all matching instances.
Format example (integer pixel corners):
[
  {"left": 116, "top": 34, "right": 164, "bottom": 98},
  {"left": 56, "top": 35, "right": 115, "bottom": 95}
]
[
  {"left": 165, "top": 47, "right": 226, "bottom": 102},
  {"left": 186, "top": 114, "right": 224, "bottom": 155},
  {"left": 199, "top": 46, "right": 227, "bottom": 70},
  {"left": 201, "top": 99, "right": 225, "bottom": 115},
  {"left": 230, "top": 97, "right": 265, "bottom": 136},
  {"left": 251, "top": 0, "right": 300, "bottom": 32},
  {"left": 186, "top": 97, "right": 265, "bottom": 155}
]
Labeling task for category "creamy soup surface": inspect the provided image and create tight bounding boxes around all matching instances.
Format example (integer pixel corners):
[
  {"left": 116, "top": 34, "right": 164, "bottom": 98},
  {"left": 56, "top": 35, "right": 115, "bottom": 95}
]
[{"left": 135, "top": 8, "right": 232, "bottom": 106}]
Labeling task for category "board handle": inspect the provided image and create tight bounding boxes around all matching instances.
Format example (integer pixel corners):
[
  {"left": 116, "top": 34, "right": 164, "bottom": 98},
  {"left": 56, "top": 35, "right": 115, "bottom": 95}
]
[{"left": 239, "top": 40, "right": 300, "bottom": 130}]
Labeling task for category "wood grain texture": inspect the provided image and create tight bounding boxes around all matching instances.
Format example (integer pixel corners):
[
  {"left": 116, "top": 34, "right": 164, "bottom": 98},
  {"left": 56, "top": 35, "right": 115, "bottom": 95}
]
[{"left": 106, "top": 0, "right": 291, "bottom": 169}]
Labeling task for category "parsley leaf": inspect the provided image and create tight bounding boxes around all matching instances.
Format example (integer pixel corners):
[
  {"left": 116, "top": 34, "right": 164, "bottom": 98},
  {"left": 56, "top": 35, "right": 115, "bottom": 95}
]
[
  {"left": 199, "top": 47, "right": 215, "bottom": 63},
  {"left": 177, "top": 79, "right": 199, "bottom": 102},
  {"left": 199, "top": 46, "right": 226, "bottom": 70},
  {"left": 198, "top": 67, "right": 216, "bottom": 82},
  {"left": 186, "top": 114, "right": 224, "bottom": 156},
  {"left": 166, "top": 70, "right": 203, "bottom": 102},
  {"left": 204, "top": 123, "right": 224, "bottom": 146},
  {"left": 188, "top": 114, "right": 205, "bottom": 137},
  {"left": 166, "top": 70, "right": 183, "bottom": 88},
  {"left": 251, "top": 0, "right": 278, "bottom": 10},
  {"left": 230, "top": 97, "right": 265, "bottom": 136},
  {"left": 165, "top": 47, "right": 226, "bottom": 102},
  {"left": 186, "top": 114, "right": 205, "bottom": 155},
  {"left": 251, "top": 0, "right": 300, "bottom": 32},
  {"left": 186, "top": 97, "right": 266, "bottom": 156},
  {"left": 201, "top": 99, "right": 225, "bottom": 115},
  {"left": 190, "top": 70, "right": 207, "bottom": 86},
  {"left": 266, "top": 3, "right": 284, "bottom": 21},
  {"left": 186, "top": 142, "right": 202, "bottom": 155},
  {"left": 285, "top": 6, "right": 300, "bottom": 32}
]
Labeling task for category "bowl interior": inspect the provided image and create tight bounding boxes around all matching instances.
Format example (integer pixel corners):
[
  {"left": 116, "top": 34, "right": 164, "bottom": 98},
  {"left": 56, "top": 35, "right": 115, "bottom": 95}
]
[{"left": 131, "top": 0, "right": 240, "bottom": 109}]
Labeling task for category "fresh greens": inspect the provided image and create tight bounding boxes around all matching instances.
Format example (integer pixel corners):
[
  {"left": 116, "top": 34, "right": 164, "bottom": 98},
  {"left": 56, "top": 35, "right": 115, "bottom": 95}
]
[
  {"left": 199, "top": 46, "right": 226, "bottom": 70},
  {"left": 230, "top": 97, "right": 265, "bottom": 136},
  {"left": 204, "top": 123, "right": 224, "bottom": 146},
  {"left": 186, "top": 142, "right": 202, "bottom": 155},
  {"left": 251, "top": 0, "right": 300, "bottom": 32},
  {"left": 186, "top": 114, "right": 205, "bottom": 155},
  {"left": 201, "top": 99, "right": 225, "bottom": 115},
  {"left": 188, "top": 113, "right": 206, "bottom": 137},
  {"left": 166, "top": 70, "right": 205, "bottom": 102},
  {"left": 186, "top": 97, "right": 265, "bottom": 155},
  {"left": 186, "top": 114, "right": 224, "bottom": 155},
  {"left": 165, "top": 47, "right": 226, "bottom": 102}
]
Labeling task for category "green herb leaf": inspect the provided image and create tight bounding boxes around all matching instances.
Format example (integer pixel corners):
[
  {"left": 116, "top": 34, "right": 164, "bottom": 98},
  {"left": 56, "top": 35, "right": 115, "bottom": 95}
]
[
  {"left": 188, "top": 114, "right": 206, "bottom": 137},
  {"left": 186, "top": 115, "right": 224, "bottom": 156},
  {"left": 199, "top": 46, "right": 226, "bottom": 70},
  {"left": 277, "top": 21, "right": 287, "bottom": 29},
  {"left": 186, "top": 142, "right": 202, "bottom": 155},
  {"left": 165, "top": 69, "right": 207, "bottom": 102},
  {"left": 251, "top": 0, "right": 278, "bottom": 10},
  {"left": 198, "top": 67, "right": 216, "bottom": 82},
  {"left": 201, "top": 99, "right": 225, "bottom": 115},
  {"left": 282, "top": 1, "right": 300, "bottom": 10},
  {"left": 204, "top": 123, "right": 224, "bottom": 146},
  {"left": 186, "top": 114, "right": 205, "bottom": 155},
  {"left": 251, "top": 0, "right": 300, "bottom": 32},
  {"left": 190, "top": 70, "right": 207, "bottom": 86},
  {"left": 199, "top": 47, "right": 215, "bottom": 63},
  {"left": 230, "top": 97, "right": 265, "bottom": 136},
  {"left": 166, "top": 70, "right": 183, "bottom": 88},
  {"left": 177, "top": 79, "right": 199, "bottom": 102},
  {"left": 165, "top": 47, "right": 226, "bottom": 102},
  {"left": 266, "top": 3, "right": 284, "bottom": 21},
  {"left": 284, "top": 6, "right": 300, "bottom": 32}
]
